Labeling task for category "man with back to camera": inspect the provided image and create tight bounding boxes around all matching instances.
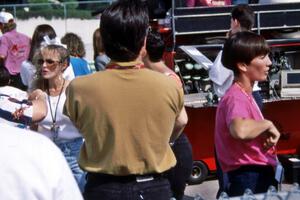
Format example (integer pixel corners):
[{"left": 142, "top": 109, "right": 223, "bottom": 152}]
[{"left": 64, "top": 0, "right": 187, "bottom": 199}]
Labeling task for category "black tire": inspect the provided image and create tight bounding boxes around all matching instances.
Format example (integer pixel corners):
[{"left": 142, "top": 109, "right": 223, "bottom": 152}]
[{"left": 188, "top": 160, "right": 209, "bottom": 185}]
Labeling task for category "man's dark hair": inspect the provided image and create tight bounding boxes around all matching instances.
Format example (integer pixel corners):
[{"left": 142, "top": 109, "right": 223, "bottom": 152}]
[
  {"left": 146, "top": 30, "right": 165, "bottom": 63},
  {"left": 231, "top": 4, "right": 255, "bottom": 31},
  {"left": 221, "top": 31, "right": 270, "bottom": 76},
  {"left": 0, "top": 67, "right": 10, "bottom": 86},
  {"left": 100, "top": 0, "right": 149, "bottom": 62}
]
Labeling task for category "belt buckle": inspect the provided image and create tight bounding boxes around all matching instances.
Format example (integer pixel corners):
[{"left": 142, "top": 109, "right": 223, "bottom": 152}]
[{"left": 136, "top": 175, "right": 154, "bottom": 182}]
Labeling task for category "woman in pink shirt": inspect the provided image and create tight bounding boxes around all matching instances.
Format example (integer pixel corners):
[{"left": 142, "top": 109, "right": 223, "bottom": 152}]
[{"left": 215, "top": 31, "right": 280, "bottom": 197}]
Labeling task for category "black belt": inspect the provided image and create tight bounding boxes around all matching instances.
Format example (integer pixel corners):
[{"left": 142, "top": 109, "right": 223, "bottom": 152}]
[
  {"left": 228, "top": 165, "right": 274, "bottom": 175},
  {"left": 87, "top": 172, "right": 164, "bottom": 183}
]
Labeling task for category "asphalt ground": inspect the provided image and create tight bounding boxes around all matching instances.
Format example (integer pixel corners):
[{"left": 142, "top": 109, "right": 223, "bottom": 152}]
[{"left": 184, "top": 179, "right": 294, "bottom": 200}]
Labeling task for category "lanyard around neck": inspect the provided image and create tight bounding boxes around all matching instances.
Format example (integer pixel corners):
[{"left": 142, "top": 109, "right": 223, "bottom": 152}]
[
  {"left": 106, "top": 61, "right": 144, "bottom": 70},
  {"left": 47, "top": 79, "right": 65, "bottom": 125}
]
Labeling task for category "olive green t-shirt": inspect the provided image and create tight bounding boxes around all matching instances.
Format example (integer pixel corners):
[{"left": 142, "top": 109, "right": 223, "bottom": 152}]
[{"left": 64, "top": 68, "right": 184, "bottom": 175}]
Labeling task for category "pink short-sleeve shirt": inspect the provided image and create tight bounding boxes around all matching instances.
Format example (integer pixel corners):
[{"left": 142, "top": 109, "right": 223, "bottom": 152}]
[
  {"left": 215, "top": 83, "right": 276, "bottom": 172},
  {"left": 0, "top": 29, "right": 30, "bottom": 75}
]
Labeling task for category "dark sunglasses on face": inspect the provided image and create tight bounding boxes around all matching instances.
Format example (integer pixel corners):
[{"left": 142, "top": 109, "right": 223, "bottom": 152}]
[{"left": 37, "top": 59, "right": 60, "bottom": 65}]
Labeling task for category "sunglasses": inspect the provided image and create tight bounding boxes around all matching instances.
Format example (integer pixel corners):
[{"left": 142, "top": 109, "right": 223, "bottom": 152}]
[{"left": 37, "top": 59, "right": 60, "bottom": 65}]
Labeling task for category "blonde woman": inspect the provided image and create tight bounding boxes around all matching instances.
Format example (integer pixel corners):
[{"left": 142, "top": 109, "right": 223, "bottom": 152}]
[{"left": 32, "top": 44, "right": 85, "bottom": 191}]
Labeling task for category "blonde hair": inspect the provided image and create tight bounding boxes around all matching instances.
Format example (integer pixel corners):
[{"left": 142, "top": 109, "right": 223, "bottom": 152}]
[{"left": 32, "top": 45, "right": 70, "bottom": 91}]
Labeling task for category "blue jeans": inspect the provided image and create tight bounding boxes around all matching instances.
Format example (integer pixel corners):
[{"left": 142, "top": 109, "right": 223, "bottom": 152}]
[
  {"left": 227, "top": 165, "right": 277, "bottom": 197},
  {"left": 55, "top": 138, "right": 86, "bottom": 192},
  {"left": 84, "top": 173, "right": 172, "bottom": 200}
]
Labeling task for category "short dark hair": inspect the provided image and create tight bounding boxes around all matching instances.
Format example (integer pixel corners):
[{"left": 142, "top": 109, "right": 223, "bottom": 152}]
[
  {"left": 221, "top": 31, "right": 270, "bottom": 76},
  {"left": 0, "top": 67, "right": 10, "bottom": 86},
  {"left": 100, "top": 0, "right": 149, "bottom": 62},
  {"left": 146, "top": 30, "right": 165, "bottom": 62},
  {"left": 231, "top": 4, "right": 255, "bottom": 31}
]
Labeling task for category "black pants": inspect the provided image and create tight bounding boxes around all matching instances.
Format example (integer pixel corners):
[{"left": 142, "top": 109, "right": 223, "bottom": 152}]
[
  {"left": 215, "top": 149, "right": 229, "bottom": 199},
  {"left": 84, "top": 173, "right": 172, "bottom": 200},
  {"left": 166, "top": 133, "right": 193, "bottom": 200}
]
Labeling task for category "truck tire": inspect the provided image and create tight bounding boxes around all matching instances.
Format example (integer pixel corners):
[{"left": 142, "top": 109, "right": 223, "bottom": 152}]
[{"left": 188, "top": 160, "right": 209, "bottom": 185}]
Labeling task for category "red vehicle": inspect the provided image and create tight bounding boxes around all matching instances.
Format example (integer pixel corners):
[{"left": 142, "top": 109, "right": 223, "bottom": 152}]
[{"left": 153, "top": 2, "right": 300, "bottom": 184}]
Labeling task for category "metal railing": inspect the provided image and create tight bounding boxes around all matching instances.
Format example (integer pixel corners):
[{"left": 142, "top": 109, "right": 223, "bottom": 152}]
[{"left": 0, "top": 0, "right": 114, "bottom": 20}]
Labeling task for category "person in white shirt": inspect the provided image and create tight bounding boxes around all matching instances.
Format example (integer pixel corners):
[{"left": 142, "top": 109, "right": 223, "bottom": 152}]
[
  {"left": 0, "top": 123, "right": 83, "bottom": 200},
  {"left": 0, "top": 66, "right": 47, "bottom": 128},
  {"left": 210, "top": 4, "right": 263, "bottom": 110}
]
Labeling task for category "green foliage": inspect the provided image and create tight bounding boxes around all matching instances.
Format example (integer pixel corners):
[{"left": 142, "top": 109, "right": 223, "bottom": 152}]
[
  {"left": 27, "top": 0, "right": 52, "bottom": 11},
  {"left": 13, "top": 1, "right": 110, "bottom": 20},
  {"left": 16, "top": 8, "right": 92, "bottom": 20},
  {"left": 28, "top": 0, "right": 49, "bottom": 3},
  {"left": 62, "top": 0, "right": 78, "bottom": 10}
]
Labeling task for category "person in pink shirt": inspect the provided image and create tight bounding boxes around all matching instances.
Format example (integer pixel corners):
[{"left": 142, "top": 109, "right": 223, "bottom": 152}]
[
  {"left": 215, "top": 31, "right": 281, "bottom": 197},
  {"left": 0, "top": 11, "right": 30, "bottom": 91},
  {"left": 186, "top": 0, "right": 231, "bottom": 7}
]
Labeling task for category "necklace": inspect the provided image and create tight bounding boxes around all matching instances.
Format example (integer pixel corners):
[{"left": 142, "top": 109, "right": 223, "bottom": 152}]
[
  {"left": 47, "top": 79, "right": 65, "bottom": 141},
  {"left": 235, "top": 82, "right": 264, "bottom": 120}
]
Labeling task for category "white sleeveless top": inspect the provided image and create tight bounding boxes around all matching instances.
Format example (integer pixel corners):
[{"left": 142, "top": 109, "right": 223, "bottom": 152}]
[{"left": 38, "top": 91, "right": 81, "bottom": 141}]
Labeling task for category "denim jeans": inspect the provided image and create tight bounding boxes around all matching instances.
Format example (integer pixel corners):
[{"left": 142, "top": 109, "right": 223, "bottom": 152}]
[
  {"left": 227, "top": 165, "right": 278, "bottom": 197},
  {"left": 55, "top": 138, "right": 86, "bottom": 192},
  {"left": 166, "top": 134, "right": 193, "bottom": 200},
  {"left": 84, "top": 173, "right": 172, "bottom": 200}
]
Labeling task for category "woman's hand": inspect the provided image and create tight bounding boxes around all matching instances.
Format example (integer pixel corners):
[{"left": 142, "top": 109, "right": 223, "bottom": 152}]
[{"left": 28, "top": 89, "right": 46, "bottom": 101}]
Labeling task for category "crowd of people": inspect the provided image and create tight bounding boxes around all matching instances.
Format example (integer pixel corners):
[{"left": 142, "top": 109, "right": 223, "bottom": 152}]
[{"left": 0, "top": 0, "right": 282, "bottom": 199}]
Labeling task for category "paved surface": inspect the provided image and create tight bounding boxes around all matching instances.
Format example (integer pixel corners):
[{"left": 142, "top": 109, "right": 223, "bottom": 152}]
[
  {"left": 184, "top": 179, "right": 294, "bottom": 200},
  {"left": 184, "top": 179, "right": 219, "bottom": 199}
]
